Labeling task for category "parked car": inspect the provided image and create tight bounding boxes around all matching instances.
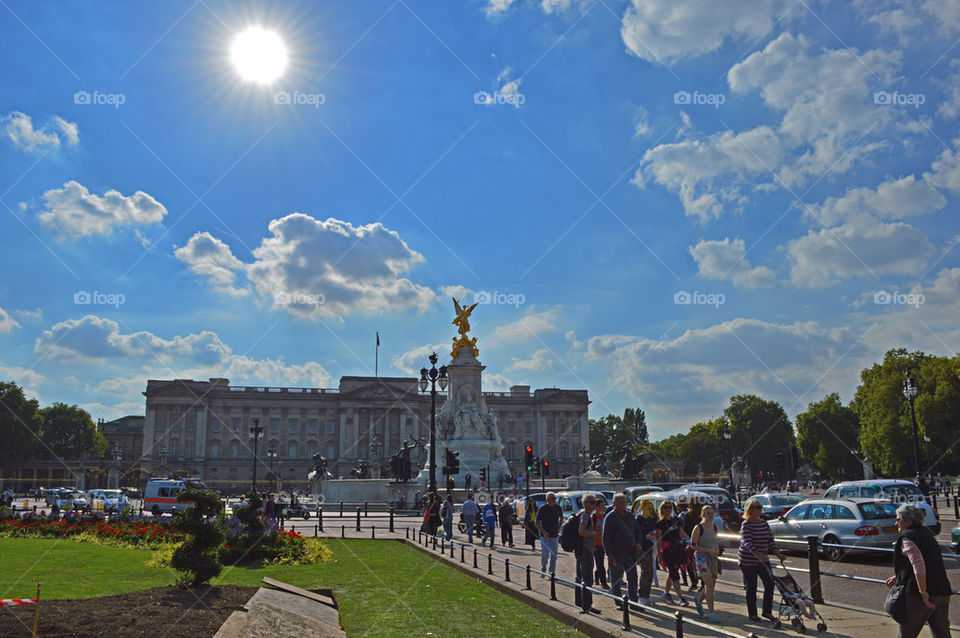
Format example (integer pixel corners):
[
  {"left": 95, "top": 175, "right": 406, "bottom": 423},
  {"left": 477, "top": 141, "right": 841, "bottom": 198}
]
[
  {"left": 87, "top": 489, "right": 130, "bottom": 513},
  {"left": 555, "top": 491, "right": 609, "bottom": 517},
  {"left": 622, "top": 485, "right": 663, "bottom": 507},
  {"left": 749, "top": 492, "right": 808, "bottom": 520},
  {"left": 768, "top": 498, "right": 900, "bottom": 561},
  {"left": 951, "top": 524, "right": 960, "bottom": 554},
  {"left": 682, "top": 483, "right": 742, "bottom": 531},
  {"left": 823, "top": 480, "right": 940, "bottom": 534}
]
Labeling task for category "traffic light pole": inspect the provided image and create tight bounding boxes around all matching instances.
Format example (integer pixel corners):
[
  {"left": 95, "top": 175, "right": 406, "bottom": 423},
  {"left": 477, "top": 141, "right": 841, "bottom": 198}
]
[{"left": 525, "top": 470, "right": 529, "bottom": 499}]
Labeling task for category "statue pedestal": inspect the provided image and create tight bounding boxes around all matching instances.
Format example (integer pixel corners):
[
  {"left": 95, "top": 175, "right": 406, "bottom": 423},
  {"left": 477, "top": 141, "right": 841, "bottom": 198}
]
[{"left": 417, "top": 439, "right": 510, "bottom": 490}]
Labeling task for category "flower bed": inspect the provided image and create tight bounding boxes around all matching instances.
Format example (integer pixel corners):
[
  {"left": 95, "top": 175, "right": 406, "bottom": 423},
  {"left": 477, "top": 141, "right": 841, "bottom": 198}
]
[{"left": 0, "top": 513, "right": 185, "bottom": 549}]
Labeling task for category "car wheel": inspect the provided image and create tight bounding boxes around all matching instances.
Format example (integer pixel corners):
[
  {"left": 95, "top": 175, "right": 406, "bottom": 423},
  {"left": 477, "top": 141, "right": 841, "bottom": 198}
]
[
  {"left": 822, "top": 534, "right": 843, "bottom": 562},
  {"left": 151, "top": 505, "right": 161, "bottom": 517},
  {"left": 302, "top": 513, "right": 310, "bottom": 520}
]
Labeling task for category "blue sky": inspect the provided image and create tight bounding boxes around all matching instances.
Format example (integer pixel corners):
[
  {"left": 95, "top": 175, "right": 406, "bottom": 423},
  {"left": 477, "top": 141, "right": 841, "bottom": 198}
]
[{"left": 1, "top": 0, "right": 959, "bottom": 441}]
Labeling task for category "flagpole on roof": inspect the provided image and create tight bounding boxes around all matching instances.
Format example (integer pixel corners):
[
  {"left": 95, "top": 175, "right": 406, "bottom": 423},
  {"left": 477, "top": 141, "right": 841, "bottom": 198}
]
[{"left": 375, "top": 332, "right": 380, "bottom": 378}]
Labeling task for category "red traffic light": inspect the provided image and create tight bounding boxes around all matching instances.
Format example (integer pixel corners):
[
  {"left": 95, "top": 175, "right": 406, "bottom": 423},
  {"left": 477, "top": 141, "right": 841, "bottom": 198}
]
[{"left": 526, "top": 445, "right": 533, "bottom": 453}]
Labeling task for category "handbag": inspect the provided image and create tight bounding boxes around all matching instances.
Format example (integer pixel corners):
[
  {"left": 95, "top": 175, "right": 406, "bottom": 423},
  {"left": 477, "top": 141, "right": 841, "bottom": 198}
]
[{"left": 884, "top": 584, "right": 907, "bottom": 623}]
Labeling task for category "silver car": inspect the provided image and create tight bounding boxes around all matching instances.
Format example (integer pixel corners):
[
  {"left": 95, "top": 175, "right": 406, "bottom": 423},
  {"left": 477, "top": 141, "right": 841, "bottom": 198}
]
[
  {"left": 749, "top": 492, "right": 808, "bottom": 520},
  {"left": 768, "top": 498, "right": 900, "bottom": 561}
]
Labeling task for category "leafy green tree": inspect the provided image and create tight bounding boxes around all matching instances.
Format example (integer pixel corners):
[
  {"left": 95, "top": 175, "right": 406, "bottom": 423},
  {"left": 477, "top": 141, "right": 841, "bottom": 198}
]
[
  {"left": 38, "top": 403, "right": 107, "bottom": 459},
  {"left": 0, "top": 381, "right": 41, "bottom": 464},
  {"left": 795, "top": 393, "right": 860, "bottom": 480},
  {"left": 723, "top": 394, "right": 794, "bottom": 477},
  {"left": 853, "top": 349, "right": 960, "bottom": 477},
  {"left": 589, "top": 407, "right": 648, "bottom": 456},
  {"left": 170, "top": 488, "right": 226, "bottom": 586}
]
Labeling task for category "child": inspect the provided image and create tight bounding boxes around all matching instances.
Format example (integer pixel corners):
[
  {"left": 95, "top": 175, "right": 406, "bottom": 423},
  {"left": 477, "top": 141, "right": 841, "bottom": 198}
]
[{"left": 782, "top": 579, "right": 817, "bottom": 619}]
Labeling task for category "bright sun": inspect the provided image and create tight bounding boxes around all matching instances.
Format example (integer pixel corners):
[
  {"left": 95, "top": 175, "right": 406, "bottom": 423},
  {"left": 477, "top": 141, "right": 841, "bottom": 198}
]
[{"left": 230, "top": 26, "right": 288, "bottom": 84}]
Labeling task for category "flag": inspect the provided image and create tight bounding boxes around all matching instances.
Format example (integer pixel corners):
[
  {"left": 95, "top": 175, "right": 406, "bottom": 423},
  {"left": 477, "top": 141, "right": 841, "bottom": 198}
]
[{"left": 376, "top": 332, "right": 380, "bottom": 347}]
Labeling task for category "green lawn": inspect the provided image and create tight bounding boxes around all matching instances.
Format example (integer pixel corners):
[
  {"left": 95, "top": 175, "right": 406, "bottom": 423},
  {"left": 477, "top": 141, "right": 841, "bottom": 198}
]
[{"left": 0, "top": 538, "right": 578, "bottom": 637}]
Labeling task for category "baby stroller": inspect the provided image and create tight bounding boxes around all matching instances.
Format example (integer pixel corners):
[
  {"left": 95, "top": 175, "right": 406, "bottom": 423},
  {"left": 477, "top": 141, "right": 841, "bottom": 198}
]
[{"left": 768, "top": 560, "right": 827, "bottom": 634}]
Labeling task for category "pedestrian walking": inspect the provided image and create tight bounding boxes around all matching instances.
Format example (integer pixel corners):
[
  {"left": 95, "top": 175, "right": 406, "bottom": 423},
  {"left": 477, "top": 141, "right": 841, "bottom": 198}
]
[
  {"left": 536, "top": 492, "right": 563, "bottom": 577},
  {"left": 682, "top": 502, "right": 703, "bottom": 591},
  {"left": 691, "top": 505, "right": 721, "bottom": 622},
  {"left": 482, "top": 500, "right": 497, "bottom": 548},
  {"left": 427, "top": 492, "right": 442, "bottom": 536},
  {"left": 738, "top": 498, "right": 784, "bottom": 622},
  {"left": 464, "top": 472, "right": 472, "bottom": 491},
  {"left": 886, "top": 503, "right": 952, "bottom": 638},
  {"left": 524, "top": 496, "right": 539, "bottom": 550},
  {"left": 461, "top": 493, "right": 479, "bottom": 542},
  {"left": 635, "top": 498, "right": 658, "bottom": 604},
  {"left": 575, "top": 494, "right": 601, "bottom": 614},
  {"left": 592, "top": 500, "right": 609, "bottom": 589},
  {"left": 499, "top": 498, "right": 515, "bottom": 547},
  {"left": 603, "top": 493, "right": 640, "bottom": 608},
  {"left": 656, "top": 501, "right": 690, "bottom": 606},
  {"left": 441, "top": 493, "right": 455, "bottom": 541}
]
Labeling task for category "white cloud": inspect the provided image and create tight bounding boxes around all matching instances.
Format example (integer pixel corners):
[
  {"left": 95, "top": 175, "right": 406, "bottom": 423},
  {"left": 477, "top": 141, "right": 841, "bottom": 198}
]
[
  {"left": 565, "top": 329, "right": 584, "bottom": 350},
  {"left": 483, "top": 373, "right": 513, "bottom": 391},
  {"left": 689, "top": 238, "right": 776, "bottom": 288},
  {"left": 809, "top": 175, "right": 946, "bottom": 226},
  {"left": 36, "top": 181, "right": 167, "bottom": 238},
  {"left": 492, "top": 307, "right": 560, "bottom": 341},
  {"left": 1, "top": 111, "right": 79, "bottom": 152},
  {"left": 506, "top": 348, "right": 554, "bottom": 372},
  {"left": 391, "top": 343, "right": 448, "bottom": 376},
  {"left": 925, "top": 138, "right": 960, "bottom": 193},
  {"left": 440, "top": 285, "right": 472, "bottom": 301},
  {"left": 0, "top": 366, "right": 46, "bottom": 402},
  {"left": 620, "top": 0, "right": 790, "bottom": 63},
  {"left": 34, "top": 315, "right": 334, "bottom": 388},
  {"left": 180, "top": 214, "right": 437, "bottom": 319},
  {"left": 174, "top": 232, "right": 250, "bottom": 297},
  {"left": 12, "top": 308, "right": 43, "bottom": 321},
  {"left": 0, "top": 307, "right": 21, "bottom": 334},
  {"left": 485, "top": 0, "right": 516, "bottom": 18},
  {"left": 787, "top": 217, "right": 935, "bottom": 287}
]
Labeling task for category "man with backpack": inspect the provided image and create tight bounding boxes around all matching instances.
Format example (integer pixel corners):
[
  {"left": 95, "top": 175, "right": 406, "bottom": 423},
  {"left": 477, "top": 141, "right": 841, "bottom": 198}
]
[
  {"left": 569, "top": 494, "right": 602, "bottom": 614},
  {"left": 604, "top": 493, "right": 641, "bottom": 609}
]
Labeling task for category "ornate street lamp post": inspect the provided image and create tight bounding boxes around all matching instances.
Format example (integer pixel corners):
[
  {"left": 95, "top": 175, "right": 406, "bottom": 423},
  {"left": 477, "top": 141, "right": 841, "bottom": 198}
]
[
  {"left": 722, "top": 426, "right": 732, "bottom": 491},
  {"left": 267, "top": 445, "right": 278, "bottom": 492},
  {"left": 903, "top": 374, "right": 922, "bottom": 484},
  {"left": 419, "top": 353, "right": 448, "bottom": 494},
  {"left": 249, "top": 420, "right": 264, "bottom": 493}
]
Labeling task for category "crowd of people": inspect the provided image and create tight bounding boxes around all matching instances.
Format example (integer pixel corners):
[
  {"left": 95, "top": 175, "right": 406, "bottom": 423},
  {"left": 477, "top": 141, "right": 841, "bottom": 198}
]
[{"left": 419, "top": 490, "right": 952, "bottom": 632}]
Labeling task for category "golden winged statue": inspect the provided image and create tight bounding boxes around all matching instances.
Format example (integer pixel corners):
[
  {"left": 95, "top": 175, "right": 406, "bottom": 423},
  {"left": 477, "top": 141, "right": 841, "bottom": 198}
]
[{"left": 451, "top": 297, "right": 480, "bottom": 359}]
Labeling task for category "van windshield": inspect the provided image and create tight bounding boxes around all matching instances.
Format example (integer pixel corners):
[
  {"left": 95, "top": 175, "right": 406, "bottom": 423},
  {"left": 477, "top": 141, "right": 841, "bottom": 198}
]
[
  {"left": 882, "top": 485, "right": 922, "bottom": 498},
  {"left": 184, "top": 480, "right": 206, "bottom": 490}
]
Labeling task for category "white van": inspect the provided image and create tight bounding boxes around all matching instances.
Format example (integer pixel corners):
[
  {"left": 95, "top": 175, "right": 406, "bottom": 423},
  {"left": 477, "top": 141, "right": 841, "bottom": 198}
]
[
  {"left": 87, "top": 489, "right": 130, "bottom": 513},
  {"left": 823, "top": 480, "right": 940, "bottom": 534},
  {"left": 144, "top": 478, "right": 206, "bottom": 515}
]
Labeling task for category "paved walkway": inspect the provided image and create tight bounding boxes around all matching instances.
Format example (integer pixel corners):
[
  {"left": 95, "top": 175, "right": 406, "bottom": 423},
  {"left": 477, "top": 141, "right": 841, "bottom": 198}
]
[{"left": 285, "top": 514, "right": 949, "bottom": 638}]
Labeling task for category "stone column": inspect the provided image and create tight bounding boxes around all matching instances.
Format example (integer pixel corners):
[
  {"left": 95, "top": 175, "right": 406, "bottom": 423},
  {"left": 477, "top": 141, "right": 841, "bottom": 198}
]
[
  {"left": 195, "top": 405, "right": 208, "bottom": 460},
  {"left": 142, "top": 405, "right": 157, "bottom": 460}
]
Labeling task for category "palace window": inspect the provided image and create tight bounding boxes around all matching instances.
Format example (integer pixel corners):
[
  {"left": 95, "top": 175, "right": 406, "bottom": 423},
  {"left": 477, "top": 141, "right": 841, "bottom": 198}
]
[
  {"left": 308, "top": 419, "right": 318, "bottom": 434},
  {"left": 289, "top": 419, "right": 298, "bottom": 434},
  {"left": 271, "top": 419, "right": 279, "bottom": 434}
]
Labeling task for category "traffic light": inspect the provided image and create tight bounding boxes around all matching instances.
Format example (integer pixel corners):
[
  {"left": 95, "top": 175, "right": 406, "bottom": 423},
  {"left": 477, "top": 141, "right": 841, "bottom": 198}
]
[
  {"left": 444, "top": 449, "right": 460, "bottom": 475},
  {"left": 480, "top": 468, "right": 487, "bottom": 483},
  {"left": 541, "top": 459, "right": 550, "bottom": 476},
  {"left": 524, "top": 446, "right": 535, "bottom": 472},
  {"left": 775, "top": 451, "right": 785, "bottom": 468},
  {"left": 791, "top": 446, "right": 801, "bottom": 468}
]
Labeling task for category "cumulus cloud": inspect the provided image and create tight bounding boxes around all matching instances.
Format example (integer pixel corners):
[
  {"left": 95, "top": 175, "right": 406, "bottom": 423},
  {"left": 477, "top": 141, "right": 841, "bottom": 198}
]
[
  {"left": 1, "top": 111, "right": 79, "bottom": 152},
  {"left": 484, "top": 0, "right": 516, "bottom": 17},
  {"left": 620, "top": 0, "right": 791, "bottom": 63},
  {"left": 439, "top": 285, "right": 472, "bottom": 300},
  {"left": 506, "top": 348, "right": 554, "bottom": 372},
  {"left": 808, "top": 175, "right": 946, "bottom": 226},
  {"left": 391, "top": 343, "right": 448, "bottom": 376},
  {"left": 689, "top": 238, "right": 776, "bottom": 288},
  {"left": 492, "top": 307, "right": 560, "bottom": 341},
  {"left": 34, "top": 315, "right": 334, "bottom": 388},
  {"left": 787, "top": 217, "right": 935, "bottom": 287},
  {"left": 174, "top": 232, "right": 250, "bottom": 297},
  {"left": 36, "top": 181, "right": 167, "bottom": 238},
  {"left": 0, "top": 365, "right": 46, "bottom": 402},
  {"left": 0, "top": 307, "right": 22, "bottom": 334},
  {"left": 179, "top": 214, "right": 437, "bottom": 319},
  {"left": 13, "top": 308, "right": 43, "bottom": 321}
]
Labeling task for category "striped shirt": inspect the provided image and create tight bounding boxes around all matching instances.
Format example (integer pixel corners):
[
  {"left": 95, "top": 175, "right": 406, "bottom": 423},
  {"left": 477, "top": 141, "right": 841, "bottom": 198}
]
[{"left": 738, "top": 519, "right": 779, "bottom": 567}]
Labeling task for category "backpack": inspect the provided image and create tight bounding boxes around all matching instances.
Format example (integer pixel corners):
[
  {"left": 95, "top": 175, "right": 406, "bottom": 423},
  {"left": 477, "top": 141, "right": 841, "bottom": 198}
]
[{"left": 559, "top": 511, "right": 583, "bottom": 552}]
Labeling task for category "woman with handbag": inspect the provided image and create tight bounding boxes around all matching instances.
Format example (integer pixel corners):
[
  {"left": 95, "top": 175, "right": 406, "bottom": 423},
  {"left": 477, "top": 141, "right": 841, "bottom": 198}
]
[{"left": 885, "top": 503, "right": 952, "bottom": 638}]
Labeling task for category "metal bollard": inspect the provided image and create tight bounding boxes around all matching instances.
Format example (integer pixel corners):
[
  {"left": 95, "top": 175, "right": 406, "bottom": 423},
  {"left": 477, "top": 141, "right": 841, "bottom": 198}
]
[
  {"left": 318, "top": 507, "right": 324, "bottom": 531},
  {"left": 339, "top": 500, "right": 344, "bottom": 517},
  {"left": 389, "top": 507, "right": 394, "bottom": 533},
  {"left": 371, "top": 526, "right": 375, "bottom": 539},
  {"left": 315, "top": 524, "right": 318, "bottom": 537},
  {"left": 450, "top": 540, "right": 455, "bottom": 558},
  {"left": 473, "top": 548, "right": 478, "bottom": 568},
  {"left": 954, "top": 494, "right": 958, "bottom": 519},
  {"left": 356, "top": 507, "right": 361, "bottom": 531},
  {"left": 505, "top": 558, "right": 510, "bottom": 582},
  {"left": 550, "top": 573, "right": 557, "bottom": 600},
  {"left": 364, "top": 501, "right": 369, "bottom": 517},
  {"left": 807, "top": 536, "right": 824, "bottom": 604},
  {"left": 441, "top": 538, "right": 445, "bottom": 553},
  {"left": 675, "top": 611, "right": 684, "bottom": 637},
  {"left": 525, "top": 564, "right": 531, "bottom": 590},
  {"left": 406, "top": 526, "right": 410, "bottom": 540},
  {"left": 621, "top": 593, "right": 631, "bottom": 630},
  {"left": 461, "top": 544, "right": 465, "bottom": 563},
  {"left": 487, "top": 553, "right": 493, "bottom": 575},
  {"left": 341, "top": 525, "right": 345, "bottom": 538},
  {"left": 432, "top": 534, "right": 437, "bottom": 550}
]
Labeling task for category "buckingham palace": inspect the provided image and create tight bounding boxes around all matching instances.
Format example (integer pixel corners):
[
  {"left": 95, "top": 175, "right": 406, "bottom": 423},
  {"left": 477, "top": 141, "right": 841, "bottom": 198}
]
[{"left": 141, "top": 376, "right": 590, "bottom": 491}]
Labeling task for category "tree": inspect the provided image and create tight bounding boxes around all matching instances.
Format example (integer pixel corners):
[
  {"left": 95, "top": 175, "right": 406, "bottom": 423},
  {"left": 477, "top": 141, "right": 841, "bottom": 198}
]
[
  {"left": 853, "top": 349, "right": 960, "bottom": 477},
  {"left": 723, "top": 394, "right": 794, "bottom": 477},
  {"left": 170, "top": 488, "right": 226, "bottom": 586},
  {"left": 795, "top": 393, "right": 860, "bottom": 480},
  {"left": 0, "top": 381, "right": 41, "bottom": 464},
  {"left": 38, "top": 403, "right": 107, "bottom": 459},
  {"left": 588, "top": 407, "right": 648, "bottom": 457}
]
